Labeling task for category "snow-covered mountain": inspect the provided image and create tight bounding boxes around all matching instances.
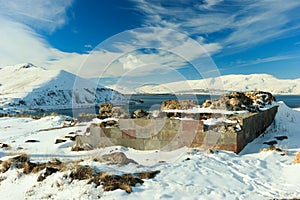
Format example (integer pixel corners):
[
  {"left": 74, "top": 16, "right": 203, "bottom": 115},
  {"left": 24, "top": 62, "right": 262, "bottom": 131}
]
[
  {"left": 132, "top": 74, "right": 300, "bottom": 94},
  {"left": 0, "top": 63, "right": 126, "bottom": 112}
]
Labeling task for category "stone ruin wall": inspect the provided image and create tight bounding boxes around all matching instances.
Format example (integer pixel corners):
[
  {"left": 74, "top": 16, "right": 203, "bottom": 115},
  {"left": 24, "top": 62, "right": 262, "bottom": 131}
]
[{"left": 76, "top": 106, "right": 278, "bottom": 153}]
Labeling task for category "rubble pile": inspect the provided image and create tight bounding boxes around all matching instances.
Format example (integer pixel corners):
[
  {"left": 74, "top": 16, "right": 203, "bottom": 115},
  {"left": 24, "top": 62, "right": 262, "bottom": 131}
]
[{"left": 204, "top": 91, "right": 275, "bottom": 111}]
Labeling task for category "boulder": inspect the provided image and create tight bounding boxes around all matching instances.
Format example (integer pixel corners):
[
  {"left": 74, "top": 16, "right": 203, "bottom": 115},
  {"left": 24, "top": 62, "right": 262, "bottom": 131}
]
[
  {"left": 161, "top": 100, "right": 180, "bottom": 110},
  {"left": 99, "top": 102, "right": 113, "bottom": 118},
  {"left": 111, "top": 106, "right": 129, "bottom": 119},
  {"left": 102, "top": 152, "right": 138, "bottom": 165},
  {"left": 202, "top": 99, "right": 212, "bottom": 108},
  {"left": 132, "top": 109, "right": 149, "bottom": 118},
  {"left": 204, "top": 91, "right": 276, "bottom": 112},
  {"left": 179, "top": 100, "right": 198, "bottom": 110},
  {"left": 100, "top": 120, "right": 118, "bottom": 128},
  {"left": 245, "top": 91, "right": 276, "bottom": 106},
  {"left": 161, "top": 100, "right": 180, "bottom": 118}
]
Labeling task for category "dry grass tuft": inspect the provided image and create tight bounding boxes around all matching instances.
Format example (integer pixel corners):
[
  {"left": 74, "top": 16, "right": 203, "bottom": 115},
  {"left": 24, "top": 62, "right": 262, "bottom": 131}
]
[
  {"left": 23, "top": 161, "right": 46, "bottom": 174},
  {"left": 0, "top": 153, "right": 160, "bottom": 194},
  {"left": 260, "top": 145, "right": 282, "bottom": 153},
  {"left": 294, "top": 152, "right": 300, "bottom": 164},
  {"left": 70, "top": 165, "right": 94, "bottom": 181},
  {"left": 0, "top": 160, "right": 12, "bottom": 173},
  {"left": 135, "top": 170, "right": 160, "bottom": 179}
]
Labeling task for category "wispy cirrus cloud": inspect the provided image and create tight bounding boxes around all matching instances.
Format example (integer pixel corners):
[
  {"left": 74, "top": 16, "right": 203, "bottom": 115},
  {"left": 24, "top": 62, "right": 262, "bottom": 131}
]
[
  {"left": 0, "top": 0, "right": 220, "bottom": 80},
  {"left": 131, "top": 0, "right": 300, "bottom": 50},
  {"left": 0, "top": 0, "right": 94, "bottom": 75},
  {"left": 231, "top": 54, "right": 300, "bottom": 68},
  {"left": 0, "top": 0, "right": 73, "bottom": 33}
]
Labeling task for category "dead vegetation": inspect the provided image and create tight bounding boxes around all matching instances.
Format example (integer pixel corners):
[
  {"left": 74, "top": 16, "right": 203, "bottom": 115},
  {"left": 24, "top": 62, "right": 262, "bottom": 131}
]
[
  {"left": 295, "top": 152, "right": 300, "bottom": 164},
  {"left": 260, "top": 145, "right": 283, "bottom": 153},
  {"left": 0, "top": 153, "right": 160, "bottom": 194}
]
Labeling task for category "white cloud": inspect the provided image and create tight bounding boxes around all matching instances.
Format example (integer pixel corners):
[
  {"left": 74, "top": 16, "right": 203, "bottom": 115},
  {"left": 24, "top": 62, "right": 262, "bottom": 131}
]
[
  {"left": 233, "top": 55, "right": 300, "bottom": 68},
  {"left": 0, "top": 17, "right": 52, "bottom": 67},
  {"left": 0, "top": 0, "right": 222, "bottom": 82},
  {"left": 131, "top": 0, "right": 300, "bottom": 49},
  {"left": 0, "top": 0, "right": 84, "bottom": 72},
  {"left": 0, "top": 0, "right": 73, "bottom": 33},
  {"left": 84, "top": 44, "right": 93, "bottom": 49},
  {"left": 72, "top": 27, "right": 222, "bottom": 79}
]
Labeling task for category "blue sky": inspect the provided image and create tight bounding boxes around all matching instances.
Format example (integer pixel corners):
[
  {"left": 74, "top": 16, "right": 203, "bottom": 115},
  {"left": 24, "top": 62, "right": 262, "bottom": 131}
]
[{"left": 0, "top": 0, "right": 300, "bottom": 86}]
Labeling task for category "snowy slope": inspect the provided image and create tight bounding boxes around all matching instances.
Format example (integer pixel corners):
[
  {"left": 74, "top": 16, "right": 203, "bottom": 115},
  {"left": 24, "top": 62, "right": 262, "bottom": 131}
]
[
  {"left": 132, "top": 74, "right": 300, "bottom": 94},
  {"left": 0, "top": 102, "right": 299, "bottom": 199},
  {"left": 0, "top": 63, "right": 126, "bottom": 112}
]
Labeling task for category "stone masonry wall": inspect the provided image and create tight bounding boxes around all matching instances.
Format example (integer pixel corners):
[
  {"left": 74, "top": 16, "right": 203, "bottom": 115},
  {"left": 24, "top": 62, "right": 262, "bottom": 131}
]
[{"left": 76, "top": 106, "right": 278, "bottom": 153}]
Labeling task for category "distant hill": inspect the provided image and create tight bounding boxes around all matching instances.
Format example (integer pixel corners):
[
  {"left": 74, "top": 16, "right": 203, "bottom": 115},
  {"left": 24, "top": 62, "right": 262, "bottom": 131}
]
[
  {"left": 130, "top": 74, "right": 300, "bottom": 95},
  {"left": 0, "top": 63, "right": 126, "bottom": 112}
]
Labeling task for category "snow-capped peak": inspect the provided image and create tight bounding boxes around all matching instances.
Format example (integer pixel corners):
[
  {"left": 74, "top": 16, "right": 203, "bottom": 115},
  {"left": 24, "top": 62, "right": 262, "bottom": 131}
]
[
  {"left": 131, "top": 74, "right": 300, "bottom": 95},
  {"left": 0, "top": 63, "right": 127, "bottom": 112},
  {"left": 3, "top": 63, "right": 46, "bottom": 71}
]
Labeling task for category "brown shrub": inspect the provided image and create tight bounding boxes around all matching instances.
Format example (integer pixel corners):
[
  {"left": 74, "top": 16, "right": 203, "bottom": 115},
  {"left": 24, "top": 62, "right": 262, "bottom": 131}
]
[
  {"left": 0, "top": 160, "right": 12, "bottom": 173},
  {"left": 295, "top": 152, "right": 300, "bottom": 164},
  {"left": 135, "top": 170, "right": 160, "bottom": 179},
  {"left": 70, "top": 165, "right": 94, "bottom": 181},
  {"left": 23, "top": 161, "right": 46, "bottom": 174}
]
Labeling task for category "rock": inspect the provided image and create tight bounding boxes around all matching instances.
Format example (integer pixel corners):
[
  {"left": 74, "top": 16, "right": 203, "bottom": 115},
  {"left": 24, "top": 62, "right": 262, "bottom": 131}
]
[
  {"left": 161, "top": 100, "right": 180, "bottom": 118},
  {"left": 132, "top": 109, "right": 148, "bottom": 118},
  {"left": 55, "top": 139, "right": 67, "bottom": 144},
  {"left": 161, "top": 100, "right": 180, "bottom": 110},
  {"left": 204, "top": 91, "right": 276, "bottom": 111},
  {"left": 25, "top": 139, "right": 40, "bottom": 143},
  {"left": 100, "top": 120, "right": 118, "bottom": 128},
  {"left": 245, "top": 91, "right": 275, "bottom": 106},
  {"left": 0, "top": 143, "right": 10, "bottom": 149},
  {"left": 179, "top": 100, "right": 198, "bottom": 110},
  {"left": 99, "top": 102, "right": 113, "bottom": 119},
  {"left": 202, "top": 99, "right": 212, "bottom": 108},
  {"left": 274, "top": 136, "right": 288, "bottom": 141},
  {"left": 102, "top": 152, "right": 138, "bottom": 165},
  {"left": 263, "top": 140, "right": 278, "bottom": 146},
  {"left": 64, "top": 135, "right": 77, "bottom": 141},
  {"left": 111, "top": 106, "right": 129, "bottom": 119}
]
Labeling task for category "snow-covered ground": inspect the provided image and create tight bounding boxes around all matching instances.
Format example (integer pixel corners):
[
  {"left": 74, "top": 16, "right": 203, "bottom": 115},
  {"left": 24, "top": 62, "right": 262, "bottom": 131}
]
[{"left": 0, "top": 101, "right": 299, "bottom": 199}]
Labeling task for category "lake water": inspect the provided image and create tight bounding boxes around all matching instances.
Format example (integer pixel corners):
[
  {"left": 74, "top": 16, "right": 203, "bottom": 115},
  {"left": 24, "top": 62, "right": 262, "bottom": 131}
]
[{"left": 43, "top": 94, "right": 300, "bottom": 117}]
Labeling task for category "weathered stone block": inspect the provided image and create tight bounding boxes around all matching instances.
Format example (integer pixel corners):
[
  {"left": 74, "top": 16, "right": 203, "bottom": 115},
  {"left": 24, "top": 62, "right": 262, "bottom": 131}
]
[
  {"left": 161, "top": 130, "right": 178, "bottom": 141},
  {"left": 110, "top": 128, "right": 122, "bottom": 139},
  {"left": 144, "top": 140, "right": 161, "bottom": 150},
  {"left": 122, "top": 129, "right": 136, "bottom": 139},
  {"left": 118, "top": 119, "right": 134, "bottom": 129},
  {"left": 177, "top": 130, "right": 197, "bottom": 146},
  {"left": 136, "top": 127, "right": 152, "bottom": 138},
  {"left": 181, "top": 120, "right": 202, "bottom": 132},
  {"left": 160, "top": 140, "right": 180, "bottom": 151},
  {"left": 120, "top": 138, "right": 145, "bottom": 150}
]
